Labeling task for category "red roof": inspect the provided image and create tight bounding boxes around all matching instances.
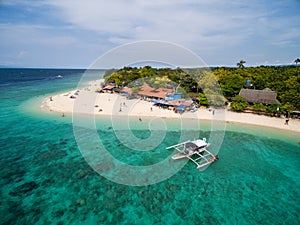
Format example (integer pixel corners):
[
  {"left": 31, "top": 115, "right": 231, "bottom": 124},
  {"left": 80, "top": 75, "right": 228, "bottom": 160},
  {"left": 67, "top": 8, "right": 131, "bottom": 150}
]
[
  {"left": 181, "top": 101, "right": 193, "bottom": 107},
  {"left": 156, "top": 87, "right": 174, "bottom": 93},
  {"left": 141, "top": 85, "right": 154, "bottom": 92},
  {"left": 167, "top": 100, "right": 181, "bottom": 106},
  {"left": 102, "top": 85, "right": 115, "bottom": 90},
  {"left": 137, "top": 85, "right": 174, "bottom": 99},
  {"left": 121, "top": 87, "right": 133, "bottom": 95}
]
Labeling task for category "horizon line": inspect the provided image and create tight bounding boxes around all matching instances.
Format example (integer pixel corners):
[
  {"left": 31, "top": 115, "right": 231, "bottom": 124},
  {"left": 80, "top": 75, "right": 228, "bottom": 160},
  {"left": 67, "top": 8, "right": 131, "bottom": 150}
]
[{"left": 0, "top": 63, "right": 298, "bottom": 70}]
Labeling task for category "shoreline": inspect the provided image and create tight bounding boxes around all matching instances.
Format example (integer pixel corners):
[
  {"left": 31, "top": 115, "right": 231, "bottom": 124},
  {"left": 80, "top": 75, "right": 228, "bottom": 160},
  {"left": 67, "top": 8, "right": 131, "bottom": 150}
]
[{"left": 40, "top": 80, "right": 300, "bottom": 134}]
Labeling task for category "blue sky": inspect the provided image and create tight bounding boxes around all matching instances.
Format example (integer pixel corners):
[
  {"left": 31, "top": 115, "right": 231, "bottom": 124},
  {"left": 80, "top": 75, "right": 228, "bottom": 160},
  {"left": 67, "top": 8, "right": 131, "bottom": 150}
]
[{"left": 0, "top": 0, "right": 299, "bottom": 68}]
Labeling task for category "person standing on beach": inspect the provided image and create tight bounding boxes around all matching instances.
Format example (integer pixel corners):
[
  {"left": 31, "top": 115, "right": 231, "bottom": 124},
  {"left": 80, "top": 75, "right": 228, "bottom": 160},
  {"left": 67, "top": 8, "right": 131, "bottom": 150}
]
[
  {"left": 285, "top": 117, "right": 289, "bottom": 125},
  {"left": 284, "top": 111, "right": 290, "bottom": 125}
]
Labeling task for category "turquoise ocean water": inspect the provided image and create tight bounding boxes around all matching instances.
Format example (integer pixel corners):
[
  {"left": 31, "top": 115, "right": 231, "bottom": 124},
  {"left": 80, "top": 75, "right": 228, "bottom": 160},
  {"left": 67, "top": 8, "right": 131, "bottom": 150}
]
[{"left": 0, "top": 68, "right": 299, "bottom": 225}]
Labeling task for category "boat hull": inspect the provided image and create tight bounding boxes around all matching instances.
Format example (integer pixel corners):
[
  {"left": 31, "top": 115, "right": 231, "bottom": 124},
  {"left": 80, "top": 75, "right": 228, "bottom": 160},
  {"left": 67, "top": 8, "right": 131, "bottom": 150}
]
[
  {"left": 172, "top": 153, "right": 189, "bottom": 160},
  {"left": 172, "top": 150, "right": 196, "bottom": 160}
]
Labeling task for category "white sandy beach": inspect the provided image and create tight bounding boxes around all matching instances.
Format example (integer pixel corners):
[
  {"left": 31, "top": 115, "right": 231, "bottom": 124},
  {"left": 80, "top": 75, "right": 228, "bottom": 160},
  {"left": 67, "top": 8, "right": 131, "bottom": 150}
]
[{"left": 40, "top": 79, "right": 300, "bottom": 133}]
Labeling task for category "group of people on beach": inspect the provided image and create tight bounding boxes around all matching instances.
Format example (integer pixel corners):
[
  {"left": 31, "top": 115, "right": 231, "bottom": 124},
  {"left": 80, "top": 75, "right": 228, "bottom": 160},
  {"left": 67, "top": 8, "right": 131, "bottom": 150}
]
[{"left": 119, "top": 101, "right": 127, "bottom": 112}]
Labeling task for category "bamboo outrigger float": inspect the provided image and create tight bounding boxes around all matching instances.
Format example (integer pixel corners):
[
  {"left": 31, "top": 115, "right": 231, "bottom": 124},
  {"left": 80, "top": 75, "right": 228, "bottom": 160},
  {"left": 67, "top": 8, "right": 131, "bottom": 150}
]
[{"left": 166, "top": 138, "right": 219, "bottom": 169}]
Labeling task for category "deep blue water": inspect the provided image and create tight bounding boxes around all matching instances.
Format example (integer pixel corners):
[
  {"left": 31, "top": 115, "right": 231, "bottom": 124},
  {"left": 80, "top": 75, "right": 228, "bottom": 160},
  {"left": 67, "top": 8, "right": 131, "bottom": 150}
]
[{"left": 0, "top": 68, "right": 299, "bottom": 225}]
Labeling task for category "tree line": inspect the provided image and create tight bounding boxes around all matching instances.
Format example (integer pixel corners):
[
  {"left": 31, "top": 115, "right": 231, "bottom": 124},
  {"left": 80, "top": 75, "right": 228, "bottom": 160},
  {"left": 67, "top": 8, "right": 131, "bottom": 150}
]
[{"left": 104, "top": 64, "right": 300, "bottom": 112}]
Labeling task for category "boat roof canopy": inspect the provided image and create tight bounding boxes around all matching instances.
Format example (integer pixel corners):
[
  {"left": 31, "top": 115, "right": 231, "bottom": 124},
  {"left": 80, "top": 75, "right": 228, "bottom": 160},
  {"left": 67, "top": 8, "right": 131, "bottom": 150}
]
[
  {"left": 185, "top": 142, "right": 198, "bottom": 149},
  {"left": 191, "top": 139, "right": 207, "bottom": 147}
]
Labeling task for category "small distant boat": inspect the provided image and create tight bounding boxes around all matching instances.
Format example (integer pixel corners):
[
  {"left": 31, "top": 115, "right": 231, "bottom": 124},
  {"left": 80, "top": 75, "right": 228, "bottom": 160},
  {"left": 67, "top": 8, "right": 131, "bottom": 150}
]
[
  {"left": 166, "top": 138, "right": 218, "bottom": 169},
  {"left": 56, "top": 75, "right": 63, "bottom": 79}
]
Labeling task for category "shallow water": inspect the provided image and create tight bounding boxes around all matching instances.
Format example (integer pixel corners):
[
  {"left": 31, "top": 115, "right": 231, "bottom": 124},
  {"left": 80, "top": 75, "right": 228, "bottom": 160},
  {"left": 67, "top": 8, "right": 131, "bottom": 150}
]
[{"left": 0, "top": 69, "right": 299, "bottom": 224}]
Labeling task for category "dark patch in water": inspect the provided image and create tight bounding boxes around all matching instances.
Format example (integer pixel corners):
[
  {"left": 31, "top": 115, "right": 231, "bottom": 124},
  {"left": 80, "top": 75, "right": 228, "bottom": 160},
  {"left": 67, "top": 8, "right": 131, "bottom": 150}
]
[
  {"left": 51, "top": 209, "right": 65, "bottom": 218},
  {"left": 9, "top": 181, "right": 38, "bottom": 197},
  {"left": 2, "top": 169, "right": 26, "bottom": 185}
]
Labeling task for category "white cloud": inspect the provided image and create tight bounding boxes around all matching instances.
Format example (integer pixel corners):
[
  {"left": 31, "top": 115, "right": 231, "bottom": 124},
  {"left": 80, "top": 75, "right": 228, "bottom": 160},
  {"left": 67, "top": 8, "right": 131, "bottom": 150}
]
[
  {"left": 42, "top": 0, "right": 256, "bottom": 53},
  {"left": 1, "top": 0, "right": 299, "bottom": 67}
]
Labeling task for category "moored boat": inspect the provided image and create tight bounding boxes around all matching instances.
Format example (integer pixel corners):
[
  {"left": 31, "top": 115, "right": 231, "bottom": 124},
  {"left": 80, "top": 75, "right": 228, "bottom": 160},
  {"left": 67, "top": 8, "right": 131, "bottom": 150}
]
[{"left": 167, "top": 138, "right": 218, "bottom": 169}]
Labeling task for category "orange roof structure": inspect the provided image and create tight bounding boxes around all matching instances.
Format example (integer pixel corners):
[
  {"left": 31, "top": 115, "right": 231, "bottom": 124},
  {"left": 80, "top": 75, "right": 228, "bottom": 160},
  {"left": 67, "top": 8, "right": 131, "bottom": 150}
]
[
  {"left": 137, "top": 85, "right": 174, "bottom": 99},
  {"left": 121, "top": 87, "right": 133, "bottom": 95},
  {"left": 102, "top": 85, "right": 115, "bottom": 90},
  {"left": 181, "top": 101, "right": 193, "bottom": 107}
]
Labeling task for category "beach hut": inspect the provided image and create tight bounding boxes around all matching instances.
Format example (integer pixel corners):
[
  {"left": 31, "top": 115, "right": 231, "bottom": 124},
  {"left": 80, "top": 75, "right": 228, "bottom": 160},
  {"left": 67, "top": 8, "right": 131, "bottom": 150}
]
[
  {"left": 102, "top": 85, "right": 116, "bottom": 93},
  {"left": 175, "top": 104, "right": 187, "bottom": 114},
  {"left": 165, "top": 93, "right": 182, "bottom": 101},
  {"left": 137, "top": 85, "right": 173, "bottom": 101},
  {"left": 239, "top": 88, "right": 279, "bottom": 105},
  {"left": 153, "top": 99, "right": 171, "bottom": 109},
  {"left": 120, "top": 87, "right": 133, "bottom": 98}
]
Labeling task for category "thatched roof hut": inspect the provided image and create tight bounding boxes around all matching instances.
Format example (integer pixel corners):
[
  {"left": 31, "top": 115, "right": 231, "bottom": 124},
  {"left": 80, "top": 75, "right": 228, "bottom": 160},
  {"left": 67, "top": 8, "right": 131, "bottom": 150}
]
[{"left": 239, "top": 88, "right": 279, "bottom": 105}]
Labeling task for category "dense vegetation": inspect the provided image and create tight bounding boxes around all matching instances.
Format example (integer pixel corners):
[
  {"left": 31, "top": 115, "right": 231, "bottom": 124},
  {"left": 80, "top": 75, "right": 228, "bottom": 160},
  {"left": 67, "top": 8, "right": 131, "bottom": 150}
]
[{"left": 104, "top": 65, "right": 300, "bottom": 111}]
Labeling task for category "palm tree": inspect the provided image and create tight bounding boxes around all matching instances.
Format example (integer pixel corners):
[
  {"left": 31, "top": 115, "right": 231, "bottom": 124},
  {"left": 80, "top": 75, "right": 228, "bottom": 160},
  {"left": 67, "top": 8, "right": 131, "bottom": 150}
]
[
  {"left": 237, "top": 60, "right": 246, "bottom": 68},
  {"left": 294, "top": 58, "right": 300, "bottom": 66}
]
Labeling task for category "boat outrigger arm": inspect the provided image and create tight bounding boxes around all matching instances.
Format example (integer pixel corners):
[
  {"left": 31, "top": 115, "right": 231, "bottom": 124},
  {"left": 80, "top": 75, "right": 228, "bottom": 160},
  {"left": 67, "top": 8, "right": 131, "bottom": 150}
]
[{"left": 166, "top": 138, "right": 219, "bottom": 169}]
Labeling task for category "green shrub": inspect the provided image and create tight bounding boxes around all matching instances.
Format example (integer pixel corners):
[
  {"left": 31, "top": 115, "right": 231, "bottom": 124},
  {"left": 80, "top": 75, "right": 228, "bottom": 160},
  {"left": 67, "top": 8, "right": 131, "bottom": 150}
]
[
  {"left": 231, "top": 95, "right": 248, "bottom": 111},
  {"left": 253, "top": 103, "right": 266, "bottom": 112},
  {"left": 266, "top": 104, "right": 281, "bottom": 115}
]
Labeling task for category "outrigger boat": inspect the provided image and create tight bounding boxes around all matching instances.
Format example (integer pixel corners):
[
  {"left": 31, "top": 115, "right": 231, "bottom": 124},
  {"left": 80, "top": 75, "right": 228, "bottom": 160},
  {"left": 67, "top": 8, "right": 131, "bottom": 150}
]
[{"left": 166, "top": 138, "right": 219, "bottom": 169}]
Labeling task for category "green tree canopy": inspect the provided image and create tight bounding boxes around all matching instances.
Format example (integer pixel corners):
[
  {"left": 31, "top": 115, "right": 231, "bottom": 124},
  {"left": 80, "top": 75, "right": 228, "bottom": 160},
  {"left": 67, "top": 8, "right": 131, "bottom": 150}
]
[
  {"left": 104, "top": 65, "right": 300, "bottom": 110},
  {"left": 231, "top": 95, "right": 248, "bottom": 111}
]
